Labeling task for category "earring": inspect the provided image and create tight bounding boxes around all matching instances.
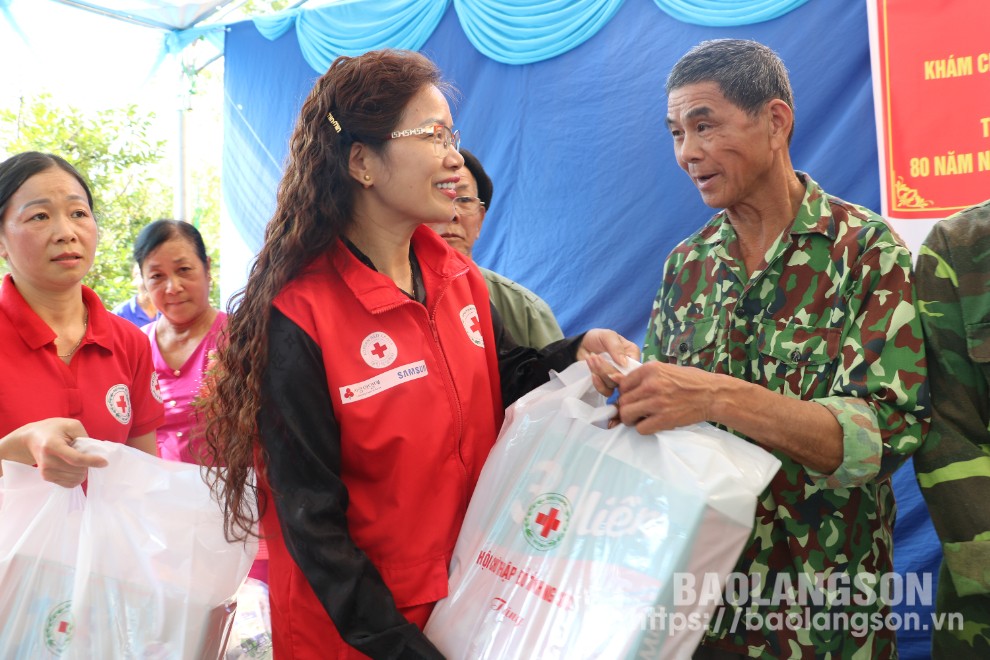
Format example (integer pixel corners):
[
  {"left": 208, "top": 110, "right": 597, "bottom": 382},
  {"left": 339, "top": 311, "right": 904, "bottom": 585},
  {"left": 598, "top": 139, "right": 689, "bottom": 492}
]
[{"left": 363, "top": 175, "right": 371, "bottom": 181}]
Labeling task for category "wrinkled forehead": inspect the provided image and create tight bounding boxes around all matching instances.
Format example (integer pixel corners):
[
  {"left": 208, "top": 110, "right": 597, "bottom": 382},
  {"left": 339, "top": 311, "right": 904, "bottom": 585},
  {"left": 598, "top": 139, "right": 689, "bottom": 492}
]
[
  {"left": 5, "top": 168, "right": 90, "bottom": 215},
  {"left": 666, "top": 81, "right": 731, "bottom": 121}
]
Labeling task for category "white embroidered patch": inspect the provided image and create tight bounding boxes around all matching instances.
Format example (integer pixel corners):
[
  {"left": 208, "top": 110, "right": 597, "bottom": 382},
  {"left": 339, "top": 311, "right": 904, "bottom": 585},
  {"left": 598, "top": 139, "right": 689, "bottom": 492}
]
[
  {"left": 459, "top": 305, "right": 484, "bottom": 347},
  {"left": 339, "top": 360, "right": 428, "bottom": 404},
  {"left": 360, "top": 331, "right": 398, "bottom": 368},
  {"left": 106, "top": 384, "right": 132, "bottom": 425},
  {"left": 150, "top": 371, "right": 163, "bottom": 403}
]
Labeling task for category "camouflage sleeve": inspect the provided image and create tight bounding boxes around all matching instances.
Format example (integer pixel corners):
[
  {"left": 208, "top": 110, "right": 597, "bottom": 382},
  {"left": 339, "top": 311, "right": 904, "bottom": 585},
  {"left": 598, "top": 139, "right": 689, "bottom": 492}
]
[
  {"left": 641, "top": 253, "right": 680, "bottom": 362},
  {"left": 915, "top": 220, "right": 990, "bottom": 598},
  {"left": 808, "top": 238, "right": 929, "bottom": 489},
  {"left": 642, "top": 297, "right": 662, "bottom": 363}
]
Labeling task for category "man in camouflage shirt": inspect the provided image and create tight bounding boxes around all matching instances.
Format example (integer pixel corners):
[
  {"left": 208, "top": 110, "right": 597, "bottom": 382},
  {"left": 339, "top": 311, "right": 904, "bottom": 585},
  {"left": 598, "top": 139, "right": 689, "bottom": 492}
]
[
  {"left": 915, "top": 200, "right": 990, "bottom": 658},
  {"left": 589, "top": 39, "right": 929, "bottom": 658}
]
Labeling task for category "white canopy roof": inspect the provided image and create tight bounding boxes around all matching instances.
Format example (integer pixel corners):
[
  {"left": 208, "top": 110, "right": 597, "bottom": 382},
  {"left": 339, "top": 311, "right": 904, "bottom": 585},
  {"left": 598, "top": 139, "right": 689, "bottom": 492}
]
[{"left": 48, "top": 1, "right": 238, "bottom": 31}]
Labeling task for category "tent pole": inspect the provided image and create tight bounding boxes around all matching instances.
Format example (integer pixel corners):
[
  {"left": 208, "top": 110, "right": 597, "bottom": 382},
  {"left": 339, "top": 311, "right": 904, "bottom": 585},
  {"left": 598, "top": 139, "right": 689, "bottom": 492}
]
[{"left": 175, "top": 106, "right": 188, "bottom": 222}]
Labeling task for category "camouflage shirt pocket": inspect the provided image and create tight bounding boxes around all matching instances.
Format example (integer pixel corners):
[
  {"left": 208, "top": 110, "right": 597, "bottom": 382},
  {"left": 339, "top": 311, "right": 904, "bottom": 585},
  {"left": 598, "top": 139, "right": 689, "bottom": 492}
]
[
  {"left": 757, "top": 321, "right": 841, "bottom": 397},
  {"left": 661, "top": 318, "right": 717, "bottom": 368},
  {"left": 965, "top": 322, "right": 990, "bottom": 363}
]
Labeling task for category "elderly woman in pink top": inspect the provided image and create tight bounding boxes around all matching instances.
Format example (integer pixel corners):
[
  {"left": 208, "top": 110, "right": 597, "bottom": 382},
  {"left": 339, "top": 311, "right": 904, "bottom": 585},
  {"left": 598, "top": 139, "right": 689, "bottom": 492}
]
[
  {"left": 134, "top": 219, "right": 224, "bottom": 464},
  {"left": 135, "top": 219, "right": 268, "bottom": 582}
]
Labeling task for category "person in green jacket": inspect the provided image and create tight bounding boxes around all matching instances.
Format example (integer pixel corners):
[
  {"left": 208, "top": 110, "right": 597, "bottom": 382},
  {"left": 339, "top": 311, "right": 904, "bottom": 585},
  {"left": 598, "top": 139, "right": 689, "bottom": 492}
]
[
  {"left": 428, "top": 148, "right": 564, "bottom": 349},
  {"left": 915, "top": 199, "right": 990, "bottom": 658}
]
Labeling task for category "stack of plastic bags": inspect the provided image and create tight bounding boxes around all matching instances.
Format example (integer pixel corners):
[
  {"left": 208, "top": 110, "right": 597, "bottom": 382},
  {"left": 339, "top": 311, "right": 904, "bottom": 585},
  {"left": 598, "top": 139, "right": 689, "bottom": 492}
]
[{"left": 0, "top": 437, "right": 257, "bottom": 659}]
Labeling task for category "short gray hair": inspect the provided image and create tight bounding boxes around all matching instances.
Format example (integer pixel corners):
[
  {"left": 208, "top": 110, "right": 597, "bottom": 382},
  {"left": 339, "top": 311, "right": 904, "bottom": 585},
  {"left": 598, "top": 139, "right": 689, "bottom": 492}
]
[{"left": 666, "top": 39, "right": 794, "bottom": 140}]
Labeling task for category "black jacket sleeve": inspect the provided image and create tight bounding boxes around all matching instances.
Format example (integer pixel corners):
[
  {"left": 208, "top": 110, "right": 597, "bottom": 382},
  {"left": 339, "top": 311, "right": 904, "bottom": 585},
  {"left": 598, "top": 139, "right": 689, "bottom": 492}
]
[
  {"left": 259, "top": 308, "right": 444, "bottom": 660},
  {"left": 491, "top": 302, "right": 585, "bottom": 406}
]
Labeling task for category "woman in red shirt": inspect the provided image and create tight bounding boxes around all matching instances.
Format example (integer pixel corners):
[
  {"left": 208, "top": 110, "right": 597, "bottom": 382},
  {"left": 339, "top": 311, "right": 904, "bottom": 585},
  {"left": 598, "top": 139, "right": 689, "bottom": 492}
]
[{"left": 0, "top": 152, "right": 163, "bottom": 488}]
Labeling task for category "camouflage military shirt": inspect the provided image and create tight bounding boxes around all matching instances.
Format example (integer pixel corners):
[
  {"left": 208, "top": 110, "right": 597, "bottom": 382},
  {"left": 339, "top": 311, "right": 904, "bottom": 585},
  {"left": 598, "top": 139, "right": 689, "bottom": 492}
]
[
  {"left": 915, "top": 200, "right": 990, "bottom": 658},
  {"left": 643, "top": 173, "right": 929, "bottom": 658}
]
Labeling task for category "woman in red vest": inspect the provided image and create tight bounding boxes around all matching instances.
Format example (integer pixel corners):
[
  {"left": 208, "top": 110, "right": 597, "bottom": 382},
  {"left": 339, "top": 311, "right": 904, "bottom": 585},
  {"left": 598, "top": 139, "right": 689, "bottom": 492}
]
[{"left": 203, "top": 49, "right": 636, "bottom": 659}]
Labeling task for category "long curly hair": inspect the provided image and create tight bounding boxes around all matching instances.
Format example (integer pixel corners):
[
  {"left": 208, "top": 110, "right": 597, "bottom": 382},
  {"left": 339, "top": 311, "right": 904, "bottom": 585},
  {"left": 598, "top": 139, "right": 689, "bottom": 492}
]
[{"left": 202, "top": 49, "right": 447, "bottom": 541}]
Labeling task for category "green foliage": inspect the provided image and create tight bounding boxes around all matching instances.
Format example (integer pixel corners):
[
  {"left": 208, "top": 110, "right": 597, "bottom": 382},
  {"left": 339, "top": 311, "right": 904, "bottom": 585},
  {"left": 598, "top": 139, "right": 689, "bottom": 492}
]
[
  {"left": 190, "top": 164, "right": 223, "bottom": 308},
  {"left": 0, "top": 94, "right": 222, "bottom": 309},
  {"left": 242, "top": 0, "right": 293, "bottom": 14}
]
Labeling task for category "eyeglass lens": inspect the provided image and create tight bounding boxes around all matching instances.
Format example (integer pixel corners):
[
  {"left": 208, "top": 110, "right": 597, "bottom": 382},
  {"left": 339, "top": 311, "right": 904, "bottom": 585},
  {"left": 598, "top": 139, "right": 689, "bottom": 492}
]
[
  {"left": 453, "top": 197, "right": 481, "bottom": 214},
  {"left": 433, "top": 125, "right": 461, "bottom": 155}
]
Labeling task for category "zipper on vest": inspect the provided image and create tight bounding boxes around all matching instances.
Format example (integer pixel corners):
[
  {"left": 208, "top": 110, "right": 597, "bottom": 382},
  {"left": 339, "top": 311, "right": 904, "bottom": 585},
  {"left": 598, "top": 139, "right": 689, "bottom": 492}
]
[
  {"left": 426, "top": 276, "right": 472, "bottom": 502},
  {"left": 376, "top": 273, "right": 473, "bottom": 508}
]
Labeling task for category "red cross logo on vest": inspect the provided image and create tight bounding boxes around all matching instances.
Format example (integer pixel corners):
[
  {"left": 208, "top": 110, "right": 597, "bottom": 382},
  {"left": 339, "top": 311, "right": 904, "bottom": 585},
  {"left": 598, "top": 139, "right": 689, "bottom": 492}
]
[
  {"left": 459, "top": 304, "right": 484, "bottom": 347},
  {"left": 361, "top": 331, "right": 398, "bottom": 368},
  {"left": 105, "top": 383, "right": 132, "bottom": 424}
]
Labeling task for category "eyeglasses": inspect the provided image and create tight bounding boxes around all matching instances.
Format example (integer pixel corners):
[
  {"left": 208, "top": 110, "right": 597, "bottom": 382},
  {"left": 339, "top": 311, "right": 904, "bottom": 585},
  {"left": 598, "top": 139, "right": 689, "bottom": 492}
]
[
  {"left": 388, "top": 123, "right": 461, "bottom": 157},
  {"left": 453, "top": 196, "right": 485, "bottom": 215}
]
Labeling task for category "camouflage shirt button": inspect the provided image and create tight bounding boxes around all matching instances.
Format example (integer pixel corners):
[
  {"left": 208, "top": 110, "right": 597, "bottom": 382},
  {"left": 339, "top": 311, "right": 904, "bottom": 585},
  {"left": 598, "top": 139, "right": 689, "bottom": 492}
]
[
  {"left": 790, "top": 349, "right": 802, "bottom": 362},
  {"left": 679, "top": 342, "right": 689, "bottom": 354}
]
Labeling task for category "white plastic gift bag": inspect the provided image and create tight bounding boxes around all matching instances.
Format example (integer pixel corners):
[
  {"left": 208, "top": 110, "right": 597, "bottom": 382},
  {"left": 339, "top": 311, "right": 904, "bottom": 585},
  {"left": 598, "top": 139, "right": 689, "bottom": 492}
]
[
  {"left": 224, "top": 578, "right": 273, "bottom": 660},
  {"left": 424, "top": 360, "right": 781, "bottom": 660},
  {"left": 0, "top": 438, "right": 258, "bottom": 659},
  {"left": 0, "top": 462, "right": 84, "bottom": 658}
]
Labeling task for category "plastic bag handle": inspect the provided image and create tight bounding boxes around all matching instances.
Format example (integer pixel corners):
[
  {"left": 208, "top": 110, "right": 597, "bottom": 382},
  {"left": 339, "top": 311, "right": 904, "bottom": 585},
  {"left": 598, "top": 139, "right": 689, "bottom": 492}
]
[
  {"left": 71, "top": 436, "right": 115, "bottom": 460},
  {"left": 597, "top": 352, "right": 642, "bottom": 377}
]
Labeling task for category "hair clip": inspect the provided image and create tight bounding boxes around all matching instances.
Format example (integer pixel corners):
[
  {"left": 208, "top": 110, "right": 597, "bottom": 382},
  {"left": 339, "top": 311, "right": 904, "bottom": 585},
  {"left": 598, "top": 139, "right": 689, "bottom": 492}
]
[{"left": 326, "top": 110, "right": 342, "bottom": 134}]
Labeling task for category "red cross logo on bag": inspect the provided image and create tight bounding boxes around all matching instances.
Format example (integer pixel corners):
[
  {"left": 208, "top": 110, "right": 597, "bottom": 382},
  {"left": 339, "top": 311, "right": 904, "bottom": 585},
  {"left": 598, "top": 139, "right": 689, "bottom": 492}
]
[
  {"left": 535, "top": 508, "right": 562, "bottom": 537},
  {"left": 523, "top": 493, "right": 571, "bottom": 551},
  {"left": 44, "top": 601, "right": 73, "bottom": 653}
]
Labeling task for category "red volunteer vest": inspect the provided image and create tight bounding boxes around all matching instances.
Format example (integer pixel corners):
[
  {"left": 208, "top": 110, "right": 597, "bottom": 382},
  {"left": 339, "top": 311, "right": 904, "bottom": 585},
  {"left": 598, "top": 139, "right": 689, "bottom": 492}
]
[{"left": 263, "top": 227, "right": 504, "bottom": 657}]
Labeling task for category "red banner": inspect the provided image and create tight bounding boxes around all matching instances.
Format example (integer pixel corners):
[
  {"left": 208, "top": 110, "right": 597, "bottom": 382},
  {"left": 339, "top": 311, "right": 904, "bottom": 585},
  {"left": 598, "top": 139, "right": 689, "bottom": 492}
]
[{"left": 869, "top": 0, "right": 990, "bottom": 221}]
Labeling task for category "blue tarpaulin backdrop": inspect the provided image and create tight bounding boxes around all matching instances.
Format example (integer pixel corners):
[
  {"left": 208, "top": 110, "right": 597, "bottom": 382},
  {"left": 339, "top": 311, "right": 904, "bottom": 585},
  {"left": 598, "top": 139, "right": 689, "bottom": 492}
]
[{"left": 220, "top": 2, "right": 942, "bottom": 657}]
